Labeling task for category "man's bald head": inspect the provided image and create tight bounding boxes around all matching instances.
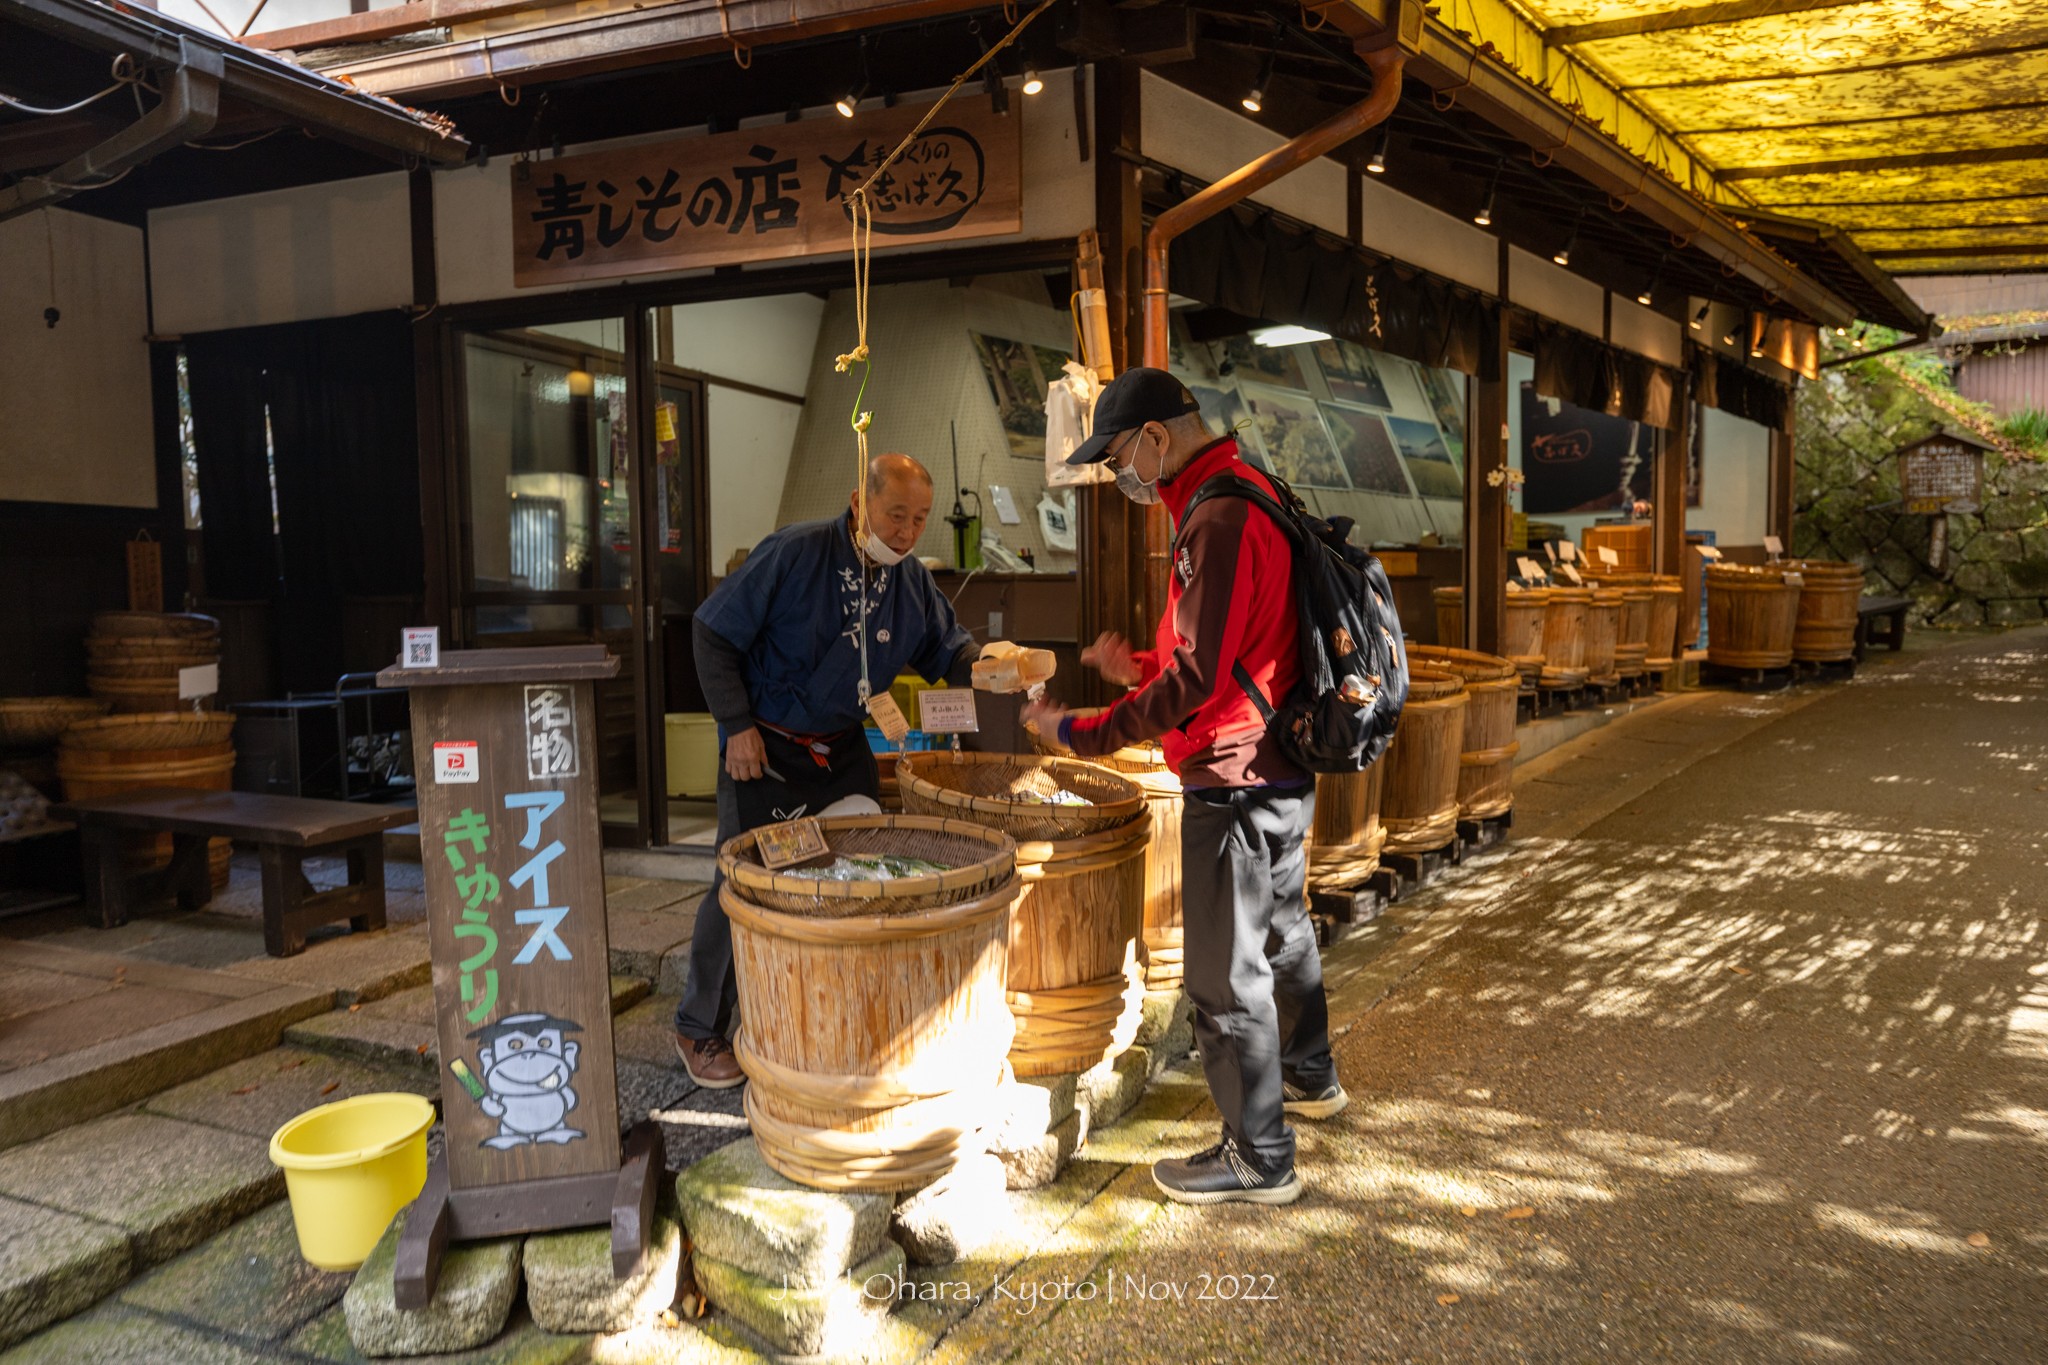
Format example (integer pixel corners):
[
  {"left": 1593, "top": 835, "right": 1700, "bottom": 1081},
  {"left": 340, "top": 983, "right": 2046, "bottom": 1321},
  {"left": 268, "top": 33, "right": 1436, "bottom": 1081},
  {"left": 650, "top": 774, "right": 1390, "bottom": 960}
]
[{"left": 852, "top": 452, "right": 935, "bottom": 560}]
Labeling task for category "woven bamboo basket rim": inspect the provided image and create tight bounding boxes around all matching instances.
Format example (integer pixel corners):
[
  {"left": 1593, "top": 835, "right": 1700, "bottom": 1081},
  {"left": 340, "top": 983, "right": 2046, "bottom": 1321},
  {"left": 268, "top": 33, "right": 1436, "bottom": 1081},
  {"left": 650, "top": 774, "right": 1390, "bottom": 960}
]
[
  {"left": 85, "top": 634, "right": 219, "bottom": 652},
  {"left": 59, "top": 741, "right": 235, "bottom": 768},
  {"left": 1706, "top": 564, "right": 1793, "bottom": 583},
  {"left": 719, "top": 871, "right": 1017, "bottom": 947},
  {"left": 86, "top": 659, "right": 215, "bottom": 679},
  {"left": 719, "top": 814, "right": 1016, "bottom": 917},
  {"left": 1404, "top": 667, "right": 1468, "bottom": 704},
  {"left": 1014, "top": 807, "right": 1150, "bottom": 870},
  {"left": 61, "top": 713, "right": 235, "bottom": 751},
  {"left": 0, "top": 697, "right": 112, "bottom": 746},
  {"left": 89, "top": 612, "right": 220, "bottom": 639},
  {"left": 898, "top": 751, "right": 1144, "bottom": 839},
  {"left": 1024, "top": 708, "right": 1170, "bottom": 775},
  {"left": 1409, "top": 646, "right": 1523, "bottom": 687}
]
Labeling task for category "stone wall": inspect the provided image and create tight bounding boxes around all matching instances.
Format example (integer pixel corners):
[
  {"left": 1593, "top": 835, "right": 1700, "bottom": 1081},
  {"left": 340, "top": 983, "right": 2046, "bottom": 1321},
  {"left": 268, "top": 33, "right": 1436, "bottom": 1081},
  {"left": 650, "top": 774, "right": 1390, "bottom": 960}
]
[{"left": 1795, "top": 355, "right": 2048, "bottom": 628}]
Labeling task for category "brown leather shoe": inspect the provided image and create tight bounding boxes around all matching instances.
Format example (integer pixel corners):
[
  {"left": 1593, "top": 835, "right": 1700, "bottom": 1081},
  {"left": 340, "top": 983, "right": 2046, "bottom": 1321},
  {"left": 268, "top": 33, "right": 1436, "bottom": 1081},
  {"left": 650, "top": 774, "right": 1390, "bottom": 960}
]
[{"left": 674, "top": 1032, "right": 745, "bottom": 1089}]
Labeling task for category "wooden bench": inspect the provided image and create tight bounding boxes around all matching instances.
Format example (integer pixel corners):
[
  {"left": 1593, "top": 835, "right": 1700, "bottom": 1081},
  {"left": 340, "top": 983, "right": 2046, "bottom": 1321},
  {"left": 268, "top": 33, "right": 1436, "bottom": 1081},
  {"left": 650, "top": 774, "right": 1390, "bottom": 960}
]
[
  {"left": 48, "top": 789, "right": 416, "bottom": 957},
  {"left": 1855, "top": 594, "right": 1911, "bottom": 660}
]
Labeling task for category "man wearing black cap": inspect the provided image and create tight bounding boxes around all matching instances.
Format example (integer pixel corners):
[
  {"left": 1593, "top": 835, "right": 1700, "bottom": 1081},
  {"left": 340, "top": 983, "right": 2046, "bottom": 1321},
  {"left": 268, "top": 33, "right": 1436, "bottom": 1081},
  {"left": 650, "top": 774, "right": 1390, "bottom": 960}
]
[{"left": 1024, "top": 367, "right": 1344, "bottom": 1208}]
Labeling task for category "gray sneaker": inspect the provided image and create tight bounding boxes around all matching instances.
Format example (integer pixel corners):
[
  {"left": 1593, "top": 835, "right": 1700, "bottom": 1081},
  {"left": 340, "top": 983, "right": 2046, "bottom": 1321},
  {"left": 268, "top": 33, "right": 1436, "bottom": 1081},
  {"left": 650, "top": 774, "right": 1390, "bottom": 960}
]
[
  {"left": 1282, "top": 1079, "right": 1349, "bottom": 1119},
  {"left": 1152, "top": 1137, "right": 1304, "bottom": 1206}
]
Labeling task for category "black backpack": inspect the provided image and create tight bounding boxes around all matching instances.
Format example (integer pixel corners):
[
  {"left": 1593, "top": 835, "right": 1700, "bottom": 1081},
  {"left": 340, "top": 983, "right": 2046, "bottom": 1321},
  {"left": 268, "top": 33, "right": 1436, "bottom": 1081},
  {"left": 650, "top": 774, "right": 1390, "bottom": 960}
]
[{"left": 1177, "top": 471, "right": 1408, "bottom": 773}]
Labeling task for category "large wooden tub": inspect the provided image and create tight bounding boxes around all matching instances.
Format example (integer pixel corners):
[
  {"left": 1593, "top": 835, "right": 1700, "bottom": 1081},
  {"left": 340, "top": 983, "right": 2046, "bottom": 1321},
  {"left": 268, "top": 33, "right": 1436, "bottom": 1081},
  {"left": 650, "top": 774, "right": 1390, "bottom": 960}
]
[
  {"left": 59, "top": 713, "right": 236, "bottom": 886},
  {"left": 1540, "top": 588, "right": 1592, "bottom": 687},
  {"left": 899, "top": 753, "right": 1149, "bottom": 1078},
  {"left": 722, "top": 823, "right": 1018, "bottom": 1193},
  {"left": 1433, "top": 586, "right": 1465, "bottom": 648},
  {"left": 1407, "top": 646, "right": 1518, "bottom": 820},
  {"left": 1033, "top": 714, "right": 1184, "bottom": 992},
  {"left": 1584, "top": 589, "right": 1623, "bottom": 686},
  {"left": 1614, "top": 587, "right": 1654, "bottom": 679},
  {"left": 1309, "top": 761, "right": 1386, "bottom": 890},
  {"left": 1707, "top": 566, "right": 1800, "bottom": 669},
  {"left": 1788, "top": 560, "right": 1863, "bottom": 663},
  {"left": 1379, "top": 668, "right": 1468, "bottom": 855},
  {"left": 1646, "top": 575, "right": 1686, "bottom": 668},
  {"left": 1503, "top": 587, "right": 1548, "bottom": 686}
]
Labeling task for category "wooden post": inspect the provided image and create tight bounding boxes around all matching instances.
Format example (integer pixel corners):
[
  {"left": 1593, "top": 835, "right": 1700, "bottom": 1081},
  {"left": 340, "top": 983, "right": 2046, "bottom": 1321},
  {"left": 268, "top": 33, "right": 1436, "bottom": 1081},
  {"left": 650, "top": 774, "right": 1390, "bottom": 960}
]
[
  {"left": 1654, "top": 376, "right": 1692, "bottom": 576},
  {"left": 1463, "top": 243, "right": 1511, "bottom": 656},
  {"left": 1768, "top": 408, "right": 1797, "bottom": 551},
  {"left": 1078, "top": 60, "right": 1148, "bottom": 705},
  {"left": 378, "top": 645, "right": 659, "bottom": 1306}
]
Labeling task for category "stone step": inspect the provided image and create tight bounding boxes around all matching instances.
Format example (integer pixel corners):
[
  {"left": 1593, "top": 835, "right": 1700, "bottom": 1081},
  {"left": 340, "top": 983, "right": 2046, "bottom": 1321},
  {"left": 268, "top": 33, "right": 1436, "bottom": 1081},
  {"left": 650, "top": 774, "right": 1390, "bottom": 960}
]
[
  {"left": 0, "top": 942, "right": 333, "bottom": 1154},
  {"left": 282, "top": 975, "right": 651, "bottom": 1077}
]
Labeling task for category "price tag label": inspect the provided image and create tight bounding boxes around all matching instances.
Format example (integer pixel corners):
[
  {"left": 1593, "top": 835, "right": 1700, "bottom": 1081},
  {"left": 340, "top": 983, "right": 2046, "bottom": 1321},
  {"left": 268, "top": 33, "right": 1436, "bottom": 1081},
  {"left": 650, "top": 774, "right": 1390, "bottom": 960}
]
[
  {"left": 1505, "top": 579, "right": 1522, "bottom": 594},
  {"left": 1559, "top": 563, "right": 1584, "bottom": 585},
  {"left": 865, "top": 692, "right": 911, "bottom": 744},
  {"left": 1597, "top": 546, "right": 1619, "bottom": 566},
  {"left": 1697, "top": 545, "right": 1723, "bottom": 561},
  {"left": 434, "top": 741, "right": 479, "bottom": 784},
  {"left": 918, "top": 688, "right": 979, "bottom": 734},
  {"left": 1542, "top": 541, "right": 1558, "bottom": 563},
  {"left": 1559, "top": 540, "right": 1578, "bottom": 562},
  {"left": 1515, "top": 556, "right": 1543, "bottom": 580},
  {"left": 177, "top": 663, "right": 219, "bottom": 700},
  {"left": 1763, "top": 535, "right": 1783, "bottom": 558},
  {"left": 756, "top": 817, "right": 830, "bottom": 871}
]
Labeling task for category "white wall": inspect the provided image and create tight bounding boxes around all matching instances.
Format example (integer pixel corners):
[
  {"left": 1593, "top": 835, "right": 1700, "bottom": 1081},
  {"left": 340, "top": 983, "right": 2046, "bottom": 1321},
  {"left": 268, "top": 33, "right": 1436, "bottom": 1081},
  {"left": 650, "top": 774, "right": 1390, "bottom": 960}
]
[
  {"left": 1508, "top": 247, "right": 1603, "bottom": 337},
  {"left": 0, "top": 209, "right": 155, "bottom": 507},
  {"left": 1609, "top": 295, "right": 1683, "bottom": 366},
  {"left": 1689, "top": 405, "right": 1770, "bottom": 547},
  {"left": 149, "top": 173, "right": 411, "bottom": 333}
]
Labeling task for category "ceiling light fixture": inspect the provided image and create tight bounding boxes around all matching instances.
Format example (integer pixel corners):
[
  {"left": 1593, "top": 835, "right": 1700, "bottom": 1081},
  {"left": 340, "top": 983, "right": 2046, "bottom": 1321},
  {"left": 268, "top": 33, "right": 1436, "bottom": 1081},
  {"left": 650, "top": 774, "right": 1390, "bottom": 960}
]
[
  {"left": 1243, "top": 50, "right": 1275, "bottom": 114},
  {"left": 1473, "top": 162, "right": 1501, "bottom": 228},
  {"left": 1366, "top": 125, "right": 1390, "bottom": 175},
  {"left": 1552, "top": 211, "right": 1582, "bottom": 267},
  {"left": 1690, "top": 303, "right": 1710, "bottom": 331},
  {"left": 838, "top": 35, "right": 871, "bottom": 118},
  {"left": 1636, "top": 254, "right": 1665, "bottom": 307},
  {"left": 1021, "top": 65, "right": 1043, "bottom": 96},
  {"left": 1251, "top": 324, "right": 1333, "bottom": 348}
]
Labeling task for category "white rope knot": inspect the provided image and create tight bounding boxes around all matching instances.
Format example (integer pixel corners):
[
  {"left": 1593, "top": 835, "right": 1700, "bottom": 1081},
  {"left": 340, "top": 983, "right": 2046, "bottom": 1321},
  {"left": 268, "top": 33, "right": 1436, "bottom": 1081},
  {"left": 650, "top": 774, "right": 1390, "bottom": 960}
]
[
  {"left": 833, "top": 344, "right": 870, "bottom": 374},
  {"left": 852, "top": 411, "right": 873, "bottom": 434}
]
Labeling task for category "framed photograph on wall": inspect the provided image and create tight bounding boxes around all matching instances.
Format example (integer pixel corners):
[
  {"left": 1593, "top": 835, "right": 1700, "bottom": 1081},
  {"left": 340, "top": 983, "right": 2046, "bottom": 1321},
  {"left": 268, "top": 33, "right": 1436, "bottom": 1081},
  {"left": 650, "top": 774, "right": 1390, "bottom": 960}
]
[
  {"left": 1242, "top": 385, "right": 1348, "bottom": 489},
  {"left": 1320, "top": 404, "right": 1413, "bottom": 496},
  {"left": 1387, "top": 416, "right": 1463, "bottom": 500}
]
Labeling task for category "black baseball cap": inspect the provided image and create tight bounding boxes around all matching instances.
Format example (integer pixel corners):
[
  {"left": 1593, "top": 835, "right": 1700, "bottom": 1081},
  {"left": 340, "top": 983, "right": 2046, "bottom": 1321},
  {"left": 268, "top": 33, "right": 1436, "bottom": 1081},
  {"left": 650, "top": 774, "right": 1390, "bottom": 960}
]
[{"left": 1066, "top": 366, "right": 1201, "bottom": 465}]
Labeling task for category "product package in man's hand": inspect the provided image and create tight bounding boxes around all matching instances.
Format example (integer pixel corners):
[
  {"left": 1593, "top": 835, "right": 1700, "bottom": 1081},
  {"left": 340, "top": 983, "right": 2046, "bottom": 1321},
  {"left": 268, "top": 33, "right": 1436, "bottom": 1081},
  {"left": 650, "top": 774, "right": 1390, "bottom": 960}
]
[{"left": 971, "top": 641, "right": 1056, "bottom": 694}]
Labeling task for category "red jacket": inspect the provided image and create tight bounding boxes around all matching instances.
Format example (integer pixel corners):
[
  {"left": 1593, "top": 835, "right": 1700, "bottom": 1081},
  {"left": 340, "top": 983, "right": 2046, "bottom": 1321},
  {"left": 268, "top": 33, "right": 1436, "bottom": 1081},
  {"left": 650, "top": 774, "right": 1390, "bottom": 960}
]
[{"left": 1064, "top": 436, "right": 1302, "bottom": 788}]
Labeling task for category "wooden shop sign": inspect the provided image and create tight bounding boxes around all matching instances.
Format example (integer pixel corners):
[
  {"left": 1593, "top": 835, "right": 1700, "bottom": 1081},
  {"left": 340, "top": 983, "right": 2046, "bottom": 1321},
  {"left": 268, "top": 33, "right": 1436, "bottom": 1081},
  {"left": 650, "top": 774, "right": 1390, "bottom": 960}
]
[
  {"left": 1897, "top": 431, "right": 1988, "bottom": 515},
  {"left": 511, "top": 99, "right": 1022, "bottom": 287}
]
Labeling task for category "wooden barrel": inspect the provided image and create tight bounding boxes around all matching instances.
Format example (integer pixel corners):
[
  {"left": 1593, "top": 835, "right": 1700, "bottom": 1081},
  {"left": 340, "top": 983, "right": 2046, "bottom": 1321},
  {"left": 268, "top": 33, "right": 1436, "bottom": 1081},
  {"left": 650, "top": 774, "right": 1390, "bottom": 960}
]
[
  {"left": 59, "top": 714, "right": 236, "bottom": 887},
  {"left": 1309, "top": 760, "right": 1386, "bottom": 889},
  {"left": 1584, "top": 590, "right": 1622, "bottom": 685},
  {"left": 1787, "top": 560, "right": 1863, "bottom": 662},
  {"left": 723, "top": 857, "right": 1016, "bottom": 1194},
  {"left": 1539, "top": 588, "right": 1592, "bottom": 687},
  {"left": 1028, "top": 712, "right": 1186, "bottom": 992},
  {"left": 1614, "top": 588, "right": 1654, "bottom": 678},
  {"left": 1379, "top": 668, "right": 1467, "bottom": 855},
  {"left": 1646, "top": 575, "right": 1685, "bottom": 668},
  {"left": 86, "top": 613, "right": 221, "bottom": 714},
  {"left": 1706, "top": 566, "right": 1800, "bottom": 669},
  {"left": 1407, "top": 646, "right": 1518, "bottom": 819},
  {"left": 1433, "top": 586, "right": 1465, "bottom": 648},
  {"left": 899, "top": 753, "right": 1149, "bottom": 1077},
  {"left": 1503, "top": 587, "right": 1548, "bottom": 686}
]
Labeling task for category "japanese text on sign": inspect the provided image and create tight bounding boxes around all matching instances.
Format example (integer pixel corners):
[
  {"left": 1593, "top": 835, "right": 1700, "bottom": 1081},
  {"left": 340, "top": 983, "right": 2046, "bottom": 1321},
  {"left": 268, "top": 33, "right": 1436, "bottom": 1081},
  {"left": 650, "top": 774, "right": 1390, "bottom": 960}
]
[
  {"left": 1900, "top": 441, "right": 1983, "bottom": 515},
  {"left": 525, "top": 686, "right": 579, "bottom": 780},
  {"left": 510, "top": 100, "right": 1021, "bottom": 287}
]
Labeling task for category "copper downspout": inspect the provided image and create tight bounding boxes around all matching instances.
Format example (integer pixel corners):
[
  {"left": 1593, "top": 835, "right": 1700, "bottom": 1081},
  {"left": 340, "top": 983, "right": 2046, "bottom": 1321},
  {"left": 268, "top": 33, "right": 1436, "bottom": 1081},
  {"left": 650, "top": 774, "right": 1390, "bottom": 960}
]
[{"left": 1134, "top": 42, "right": 1408, "bottom": 621}]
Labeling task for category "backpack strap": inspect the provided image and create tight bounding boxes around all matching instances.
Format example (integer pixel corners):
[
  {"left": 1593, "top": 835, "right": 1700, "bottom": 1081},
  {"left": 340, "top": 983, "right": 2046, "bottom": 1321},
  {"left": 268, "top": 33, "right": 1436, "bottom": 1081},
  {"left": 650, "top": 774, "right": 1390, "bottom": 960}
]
[{"left": 1175, "top": 473, "right": 1301, "bottom": 722}]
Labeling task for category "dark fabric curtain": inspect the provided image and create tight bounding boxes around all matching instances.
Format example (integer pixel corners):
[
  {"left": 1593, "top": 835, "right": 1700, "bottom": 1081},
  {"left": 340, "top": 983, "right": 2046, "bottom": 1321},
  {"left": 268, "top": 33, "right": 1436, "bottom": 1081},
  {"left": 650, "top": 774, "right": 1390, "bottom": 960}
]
[
  {"left": 182, "top": 312, "right": 423, "bottom": 694},
  {"left": 185, "top": 331, "right": 281, "bottom": 601},
  {"left": 1167, "top": 204, "right": 1502, "bottom": 380},
  {"left": 1701, "top": 353, "right": 1790, "bottom": 429},
  {"left": 1532, "top": 323, "right": 1686, "bottom": 430}
]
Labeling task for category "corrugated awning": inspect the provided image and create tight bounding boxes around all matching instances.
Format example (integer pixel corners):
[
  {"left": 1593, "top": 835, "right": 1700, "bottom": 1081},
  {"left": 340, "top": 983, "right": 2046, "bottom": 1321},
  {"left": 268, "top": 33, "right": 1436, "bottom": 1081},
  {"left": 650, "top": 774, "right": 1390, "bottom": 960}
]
[{"left": 1451, "top": 0, "right": 2048, "bottom": 279}]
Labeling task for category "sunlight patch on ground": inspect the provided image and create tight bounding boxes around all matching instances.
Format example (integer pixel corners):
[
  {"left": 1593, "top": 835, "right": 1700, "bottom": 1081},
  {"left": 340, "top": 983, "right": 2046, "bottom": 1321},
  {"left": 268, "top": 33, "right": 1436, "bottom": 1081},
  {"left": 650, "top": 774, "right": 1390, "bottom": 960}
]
[{"left": 1813, "top": 1202, "right": 1980, "bottom": 1257}]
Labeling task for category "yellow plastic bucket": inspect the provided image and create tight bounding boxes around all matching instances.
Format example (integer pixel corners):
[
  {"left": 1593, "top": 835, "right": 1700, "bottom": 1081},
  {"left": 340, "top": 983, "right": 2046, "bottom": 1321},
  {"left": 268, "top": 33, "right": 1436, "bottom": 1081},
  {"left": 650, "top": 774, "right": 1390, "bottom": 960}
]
[{"left": 269, "top": 1092, "right": 436, "bottom": 1271}]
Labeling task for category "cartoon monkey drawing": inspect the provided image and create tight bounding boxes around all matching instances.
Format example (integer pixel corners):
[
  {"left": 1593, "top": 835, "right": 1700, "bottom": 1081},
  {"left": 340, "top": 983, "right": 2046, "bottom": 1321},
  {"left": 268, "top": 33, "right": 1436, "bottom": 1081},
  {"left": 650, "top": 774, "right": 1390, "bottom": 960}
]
[{"left": 461, "top": 1012, "right": 585, "bottom": 1149}]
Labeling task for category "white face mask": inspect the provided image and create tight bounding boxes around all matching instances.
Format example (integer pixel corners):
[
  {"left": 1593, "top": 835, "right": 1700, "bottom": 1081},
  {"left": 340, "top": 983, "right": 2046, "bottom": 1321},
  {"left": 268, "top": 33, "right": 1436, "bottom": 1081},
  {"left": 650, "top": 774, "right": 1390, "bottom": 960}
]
[
  {"left": 861, "top": 530, "right": 910, "bottom": 566},
  {"left": 1114, "top": 429, "right": 1163, "bottom": 506}
]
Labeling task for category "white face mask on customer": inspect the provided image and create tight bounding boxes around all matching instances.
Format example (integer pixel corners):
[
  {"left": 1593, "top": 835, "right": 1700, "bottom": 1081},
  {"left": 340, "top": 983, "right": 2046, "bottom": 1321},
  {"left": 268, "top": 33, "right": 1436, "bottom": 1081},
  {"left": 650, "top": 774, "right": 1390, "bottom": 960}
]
[{"left": 1114, "top": 428, "right": 1164, "bottom": 506}]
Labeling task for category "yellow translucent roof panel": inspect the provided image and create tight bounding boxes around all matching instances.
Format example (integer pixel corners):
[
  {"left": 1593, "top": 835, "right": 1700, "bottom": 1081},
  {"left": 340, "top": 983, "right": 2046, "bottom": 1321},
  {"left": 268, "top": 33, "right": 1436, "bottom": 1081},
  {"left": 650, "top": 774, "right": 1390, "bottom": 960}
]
[
  {"left": 1808, "top": 199, "right": 2048, "bottom": 231},
  {"left": 1641, "top": 49, "right": 2048, "bottom": 133},
  {"left": 1744, "top": 159, "right": 2048, "bottom": 207}
]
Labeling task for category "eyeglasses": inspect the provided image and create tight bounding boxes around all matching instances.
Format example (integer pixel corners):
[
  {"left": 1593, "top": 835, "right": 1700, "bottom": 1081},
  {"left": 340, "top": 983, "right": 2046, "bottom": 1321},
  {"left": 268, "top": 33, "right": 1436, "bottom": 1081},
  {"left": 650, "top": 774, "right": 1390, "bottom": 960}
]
[{"left": 1103, "top": 426, "right": 1144, "bottom": 465}]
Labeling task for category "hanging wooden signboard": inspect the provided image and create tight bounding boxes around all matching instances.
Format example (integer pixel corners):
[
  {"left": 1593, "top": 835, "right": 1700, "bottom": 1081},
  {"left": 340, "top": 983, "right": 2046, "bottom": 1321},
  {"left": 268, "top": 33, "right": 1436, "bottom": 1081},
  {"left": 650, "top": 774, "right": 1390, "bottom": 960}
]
[
  {"left": 1898, "top": 430, "right": 1988, "bottom": 515},
  {"left": 511, "top": 99, "right": 1023, "bottom": 288},
  {"left": 127, "top": 532, "right": 162, "bottom": 614}
]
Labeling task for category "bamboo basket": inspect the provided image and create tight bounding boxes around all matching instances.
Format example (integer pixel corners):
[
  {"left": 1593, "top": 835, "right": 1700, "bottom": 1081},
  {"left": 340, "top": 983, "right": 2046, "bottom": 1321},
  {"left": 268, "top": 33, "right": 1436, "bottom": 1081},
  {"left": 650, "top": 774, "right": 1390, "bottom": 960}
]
[
  {"left": 88, "top": 612, "right": 221, "bottom": 640},
  {"left": 85, "top": 614, "right": 221, "bottom": 715},
  {"left": 1433, "top": 586, "right": 1465, "bottom": 648},
  {"left": 1584, "top": 589, "right": 1623, "bottom": 686},
  {"left": 1503, "top": 587, "right": 1548, "bottom": 686},
  {"left": 718, "top": 815, "right": 1015, "bottom": 918},
  {"left": 1407, "top": 646, "right": 1518, "bottom": 820},
  {"left": 1031, "top": 712, "right": 1184, "bottom": 991},
  {"left": 0, "top": 697, "right": 111, "bottom": 748},
  {"left": 724, "top": 875, "right": 1017, "bottom": 1193},
  {"left": 58, "top": 718, "right": 236, "bottom": 887},
  {"left": 1005, "top": 814, "right": 1150, "bottom": 1076},
  {"left": 1786, "top": 560, "right": 1864, "bottom": 663},
  {"left": 1539, "top": 588, "right": 1592, "bottom": 687},
  {"left": 1379, "top": 668, "right": 1468, "bottom": 855},
  {"left": 1646, "top": 575, "right": 1686, "bottom": 668},
  {"left": 897, "top": 752, "right": 1143, "bottom": 842},
  {"left": 1309, "top": 759, "right": 1386, "bottom": 888},
  {"left": 1706, "top": 566, "right": 1799, "bottom": 669}
]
